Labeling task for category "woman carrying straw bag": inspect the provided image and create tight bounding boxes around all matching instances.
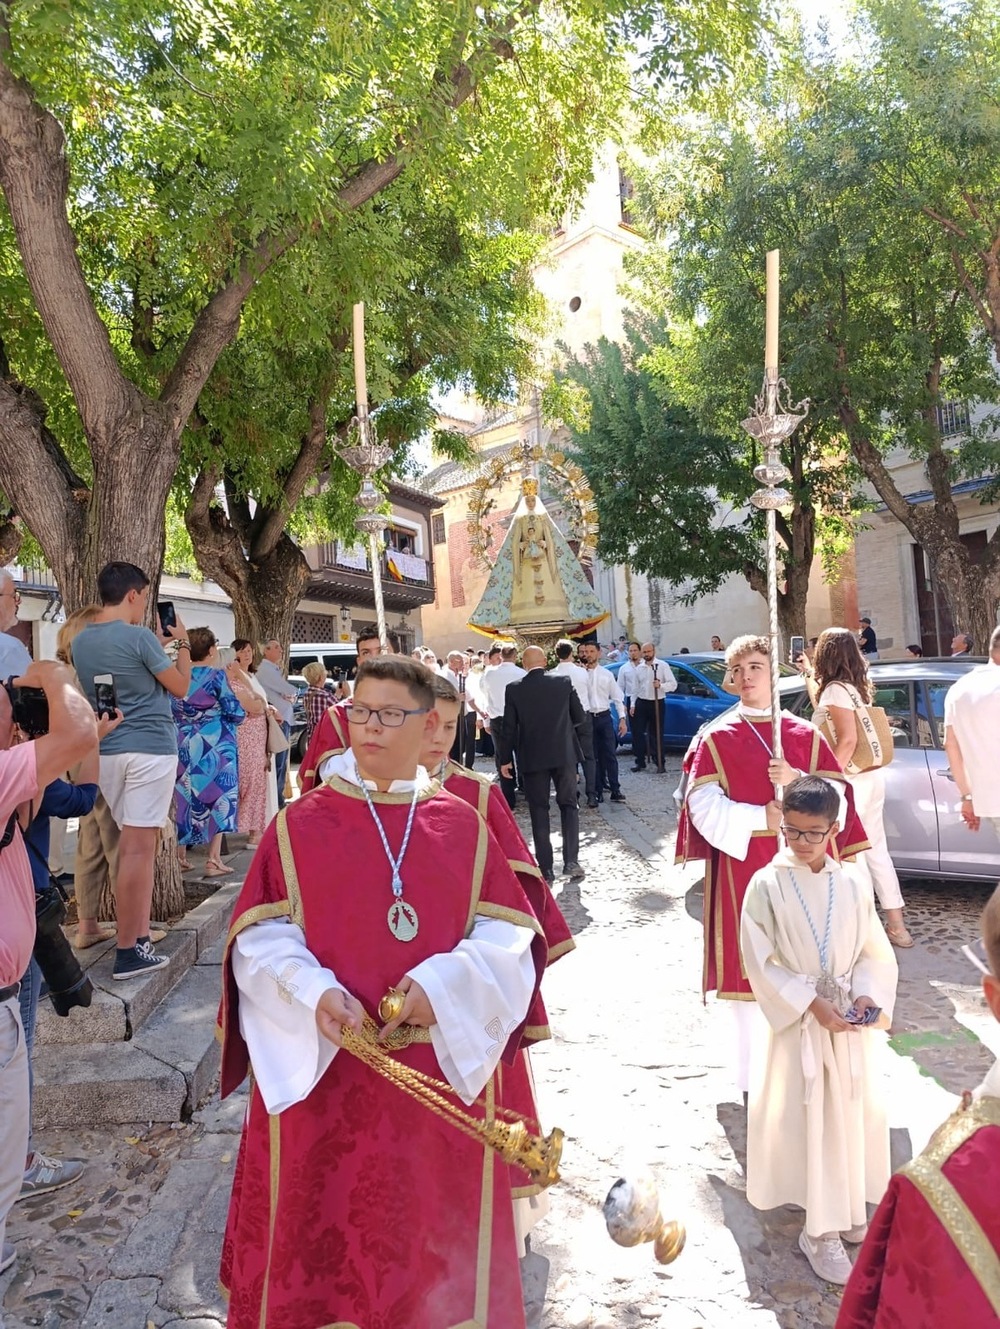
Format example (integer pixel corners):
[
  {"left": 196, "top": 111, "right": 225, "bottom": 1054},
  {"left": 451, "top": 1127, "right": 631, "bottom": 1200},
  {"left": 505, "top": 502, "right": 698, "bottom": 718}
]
[{"left": 810, "top": 627, "right": 914, "bottom": 948}]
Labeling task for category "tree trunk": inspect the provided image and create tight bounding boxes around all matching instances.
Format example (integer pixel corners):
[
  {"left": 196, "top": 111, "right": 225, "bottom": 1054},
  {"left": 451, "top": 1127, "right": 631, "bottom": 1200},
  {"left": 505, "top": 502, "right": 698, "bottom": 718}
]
[
  {"left": 231, "top": 536, "right": 311, "bottom": 654},
  {"left": 838, "top": 399, "right": 1000, "bottom": 655},
  {"left": 184, "top": 472, "right": 312, "bottom": 653},
  {"left": 96, "top": 825, "right": 187, "bottom": 926}
]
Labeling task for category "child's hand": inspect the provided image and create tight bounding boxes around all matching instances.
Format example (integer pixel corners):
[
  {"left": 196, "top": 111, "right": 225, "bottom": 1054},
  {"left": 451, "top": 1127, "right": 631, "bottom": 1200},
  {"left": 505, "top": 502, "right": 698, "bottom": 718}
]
[
  {"left": 809, "top": 995, "right": 854, "bottom": 1033},
  {"left": 315, "top": 987, "right": 364, "bottom": 1046},
  {"left": 852, "top": 994, "right": 877, "bottom": 1015}
]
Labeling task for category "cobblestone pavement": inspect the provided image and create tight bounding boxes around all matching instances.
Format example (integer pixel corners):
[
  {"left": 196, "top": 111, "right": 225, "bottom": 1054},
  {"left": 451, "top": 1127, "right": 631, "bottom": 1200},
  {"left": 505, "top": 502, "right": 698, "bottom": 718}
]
[{"left": 3, "top": 755, "right": 997, "bottom": 1329}]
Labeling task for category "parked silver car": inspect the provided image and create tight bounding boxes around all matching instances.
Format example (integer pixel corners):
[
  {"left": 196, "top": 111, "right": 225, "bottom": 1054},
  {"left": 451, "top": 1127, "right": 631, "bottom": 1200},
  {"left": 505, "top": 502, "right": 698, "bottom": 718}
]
[{"left": 676, "top": 659, "right": 1000, "bottom": 882}]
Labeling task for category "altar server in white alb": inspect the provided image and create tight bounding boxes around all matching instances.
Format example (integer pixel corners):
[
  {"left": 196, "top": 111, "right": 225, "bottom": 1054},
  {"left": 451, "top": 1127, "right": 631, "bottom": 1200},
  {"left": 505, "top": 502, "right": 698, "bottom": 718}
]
[{"left": 740, "top": 776, "right": 898, "bottom": 1288}]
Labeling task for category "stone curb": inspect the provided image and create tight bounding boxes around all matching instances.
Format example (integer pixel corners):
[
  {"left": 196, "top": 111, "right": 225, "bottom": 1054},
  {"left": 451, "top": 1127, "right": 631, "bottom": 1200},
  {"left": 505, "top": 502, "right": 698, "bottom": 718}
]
[{"left": 31, "top": 874, "right": 246, "bottom": 1127}]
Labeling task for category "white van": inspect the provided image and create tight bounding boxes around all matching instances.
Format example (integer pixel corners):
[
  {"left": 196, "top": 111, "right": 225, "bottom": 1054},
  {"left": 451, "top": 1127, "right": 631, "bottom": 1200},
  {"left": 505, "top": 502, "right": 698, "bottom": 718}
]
[{"left": 288, "top": 642, "right": 357, "bottom": 682}]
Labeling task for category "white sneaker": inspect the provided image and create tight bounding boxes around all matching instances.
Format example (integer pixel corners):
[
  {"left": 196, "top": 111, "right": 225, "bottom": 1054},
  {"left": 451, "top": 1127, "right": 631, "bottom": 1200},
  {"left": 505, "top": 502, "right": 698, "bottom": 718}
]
[
  {"left": 842, "top": 1223, "right": 869, "bottom": 1244},
  {"left": 798, "top": 1229, "right": 853, "bottom": 1284}
]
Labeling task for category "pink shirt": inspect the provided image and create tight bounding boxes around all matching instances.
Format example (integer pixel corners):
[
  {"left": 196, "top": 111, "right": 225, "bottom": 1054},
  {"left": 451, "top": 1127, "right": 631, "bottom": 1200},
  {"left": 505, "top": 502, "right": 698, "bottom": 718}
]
[{"left": 0, "top": 743, "right": 39, "bottom": 988}]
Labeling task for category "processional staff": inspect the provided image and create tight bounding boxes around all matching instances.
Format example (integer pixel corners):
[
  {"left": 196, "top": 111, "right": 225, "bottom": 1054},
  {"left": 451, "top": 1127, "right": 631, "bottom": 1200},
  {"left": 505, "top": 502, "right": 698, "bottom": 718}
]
[
  {"left": 740, "top": 250, "right": 810, "bottom": 799},
  {"left": 343, "top": 301, "right": 393, "bottom": 653}
]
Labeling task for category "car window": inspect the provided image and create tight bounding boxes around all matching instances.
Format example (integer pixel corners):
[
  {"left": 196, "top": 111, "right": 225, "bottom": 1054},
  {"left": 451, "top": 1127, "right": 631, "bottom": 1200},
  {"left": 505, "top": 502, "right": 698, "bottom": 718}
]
[
  {"left": 916, "top": 681, "right": 949, "bottom": 749},
  {"left": 872, "top": 682, "right": 915, "bottom": 749},
  {"left": 698, "top": 660, "right": 797, "bottom": 689},
  {"left": 671, "top": 665, "right": 714, "bottom": 699}
]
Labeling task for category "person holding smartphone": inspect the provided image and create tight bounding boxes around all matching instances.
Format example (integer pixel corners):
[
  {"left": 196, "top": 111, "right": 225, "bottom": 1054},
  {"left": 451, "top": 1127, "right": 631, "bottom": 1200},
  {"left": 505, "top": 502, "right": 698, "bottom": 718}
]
[
  {"left": 741, "top": 776, "right": 898, "bottom": 1286},
  {"left": 71, "top": 563, "right": 192, "bottom": 979}
]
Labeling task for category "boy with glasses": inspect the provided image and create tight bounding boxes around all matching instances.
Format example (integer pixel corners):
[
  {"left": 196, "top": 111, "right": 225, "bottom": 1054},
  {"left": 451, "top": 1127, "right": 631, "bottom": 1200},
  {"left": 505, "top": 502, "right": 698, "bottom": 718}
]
[
  {"left": 218, "top": 655, "right": 544, "bottom": 1328},
  {"left": 676, "top": 635, "right": 869, "bottom": 1096},
  {"left": 740, "top": 776, "right": 898, "bottom": 1285}
]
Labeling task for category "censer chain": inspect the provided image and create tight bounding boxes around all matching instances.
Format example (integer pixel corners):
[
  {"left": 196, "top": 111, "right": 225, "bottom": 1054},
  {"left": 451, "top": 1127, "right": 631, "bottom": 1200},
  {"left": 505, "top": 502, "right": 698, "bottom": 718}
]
[{"left": 339, "top": 1020, "right": 562, "bottom": 1187}]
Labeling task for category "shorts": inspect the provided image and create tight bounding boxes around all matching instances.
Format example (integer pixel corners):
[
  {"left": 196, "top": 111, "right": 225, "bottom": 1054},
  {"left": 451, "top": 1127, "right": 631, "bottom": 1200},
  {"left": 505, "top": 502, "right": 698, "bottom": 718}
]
[{"left": 99, "top": 752, "right": 177, "bottom": 829}]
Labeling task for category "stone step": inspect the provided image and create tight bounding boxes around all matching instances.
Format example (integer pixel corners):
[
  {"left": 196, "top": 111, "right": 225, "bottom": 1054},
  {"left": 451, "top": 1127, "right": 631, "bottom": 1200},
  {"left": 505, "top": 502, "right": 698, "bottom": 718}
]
[
  {"left": 36, "top": 879, "right": 243, "bottom": 1046},
  {"left": 33, "top": 950, "right": 225, "bottom": 1128}
]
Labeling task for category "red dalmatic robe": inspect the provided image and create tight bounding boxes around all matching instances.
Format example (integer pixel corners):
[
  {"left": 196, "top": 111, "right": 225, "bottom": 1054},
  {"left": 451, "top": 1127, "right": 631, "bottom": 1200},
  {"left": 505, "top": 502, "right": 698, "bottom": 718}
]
[
  {"left": 219, "top": 778, "right": 544, "bottom": 1329},
  {"left": 837, "top": 1090, "right": 1000, "bottom": 1328},
  {"left": 676, "top": 712, "right": 869, "bottom": 999},
  {"left": 298, "top": 700, "right": 350, "bottom": 792},
  {"left": 440, "top": 758, "right": 575, "bottom": 1198}
]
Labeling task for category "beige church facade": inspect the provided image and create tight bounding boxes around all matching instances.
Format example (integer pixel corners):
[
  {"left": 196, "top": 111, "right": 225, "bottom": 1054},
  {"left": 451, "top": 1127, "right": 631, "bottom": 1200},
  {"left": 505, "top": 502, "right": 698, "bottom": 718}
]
[{"left": 418, "top": 146, "right": 998, "bottom": 660}]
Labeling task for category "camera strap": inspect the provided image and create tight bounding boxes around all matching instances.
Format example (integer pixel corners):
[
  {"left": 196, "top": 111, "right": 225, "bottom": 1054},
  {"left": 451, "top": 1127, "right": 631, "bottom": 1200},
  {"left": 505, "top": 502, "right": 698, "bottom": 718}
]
[{"left": 0, "top": 810, "right": 15, "bottom": 853}]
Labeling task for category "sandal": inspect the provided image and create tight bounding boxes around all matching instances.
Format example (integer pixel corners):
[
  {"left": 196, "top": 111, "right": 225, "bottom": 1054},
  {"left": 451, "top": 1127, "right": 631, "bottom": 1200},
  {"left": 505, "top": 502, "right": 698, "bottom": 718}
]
[
  {"left": 204, "top": 859, "right": 234, "bottom": 877},
  {"left": 71, "top": 925, "right": 117, "bottom": 950},
  {"left": 177, "top": 853, "right": 192, "bottom": 872},
  {"left": 887, "top": 925, "right": 915, "bottom": 949}
]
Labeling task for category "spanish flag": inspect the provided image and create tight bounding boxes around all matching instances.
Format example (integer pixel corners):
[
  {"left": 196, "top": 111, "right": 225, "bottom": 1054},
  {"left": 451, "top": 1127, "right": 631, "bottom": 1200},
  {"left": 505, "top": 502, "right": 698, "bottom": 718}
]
[{"left": 387, "top": 556, "right": 403, "bottom": 582}]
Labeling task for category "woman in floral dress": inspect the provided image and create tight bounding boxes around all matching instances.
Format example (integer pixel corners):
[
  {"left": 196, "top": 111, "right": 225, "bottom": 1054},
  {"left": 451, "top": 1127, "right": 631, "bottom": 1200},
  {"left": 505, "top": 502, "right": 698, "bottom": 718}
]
[
  {"left": 172, "top": 628, "right": 246, "bottom": 875},
  {"left": 227, "top": 639, "right": 271, "bottom": 845}
]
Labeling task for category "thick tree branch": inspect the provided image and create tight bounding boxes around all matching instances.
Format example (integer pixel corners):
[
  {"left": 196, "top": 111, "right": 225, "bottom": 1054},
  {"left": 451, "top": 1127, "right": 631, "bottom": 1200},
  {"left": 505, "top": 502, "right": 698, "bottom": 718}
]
[
  {"left": 0, "top": 58, "right": 137, "bottom": 439},
  {"left": 248, "top": 397, "right": 329, "bottom": 560},
  {"left": 159, "top": 8, "right": 529, "bottom": 427}
]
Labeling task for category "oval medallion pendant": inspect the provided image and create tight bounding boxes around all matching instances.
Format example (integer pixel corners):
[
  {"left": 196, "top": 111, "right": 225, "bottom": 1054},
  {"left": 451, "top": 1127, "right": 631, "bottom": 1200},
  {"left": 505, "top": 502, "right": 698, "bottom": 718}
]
[{"left": 388, "top": 899, "right": 419, "bottom": 942}]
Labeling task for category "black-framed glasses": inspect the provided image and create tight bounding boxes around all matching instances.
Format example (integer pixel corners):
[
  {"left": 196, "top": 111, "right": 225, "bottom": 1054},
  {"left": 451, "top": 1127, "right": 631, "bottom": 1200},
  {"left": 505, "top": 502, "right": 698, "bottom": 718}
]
[
  {"left": 780, "top": 825, "right": 832, "bottom": 844},
  {"left": 346, "top": 704, "right": 429, "bottom": 728}
]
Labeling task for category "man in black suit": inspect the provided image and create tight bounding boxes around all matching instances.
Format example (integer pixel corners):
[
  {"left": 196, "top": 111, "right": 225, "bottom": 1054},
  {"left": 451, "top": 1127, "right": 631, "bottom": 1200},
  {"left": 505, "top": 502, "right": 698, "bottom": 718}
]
[{"left": 496, "top": 645, "right": 588, "bottom": 883}]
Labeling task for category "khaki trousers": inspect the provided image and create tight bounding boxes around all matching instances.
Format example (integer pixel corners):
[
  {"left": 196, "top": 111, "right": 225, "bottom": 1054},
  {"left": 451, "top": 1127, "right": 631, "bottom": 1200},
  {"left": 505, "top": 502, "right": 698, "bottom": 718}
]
[{"left": 73, "top": 793, "right": 120, "bottom": 923}]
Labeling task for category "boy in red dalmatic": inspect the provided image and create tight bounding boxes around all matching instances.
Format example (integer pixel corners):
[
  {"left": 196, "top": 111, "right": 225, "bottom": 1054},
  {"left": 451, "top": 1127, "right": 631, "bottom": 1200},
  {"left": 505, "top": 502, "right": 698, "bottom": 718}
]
[
  {"left": 837, "top": 884, "right": 1000, "bottom": 1329},
  {"left": 676, "top": 635, "right": 869, "bottom": 1092},
  {"left": 420, "top": 675, "right": 575, "bottom": 1250},
  {"left": 219, "top": 657, "right": 546, "bottom": 1329}
]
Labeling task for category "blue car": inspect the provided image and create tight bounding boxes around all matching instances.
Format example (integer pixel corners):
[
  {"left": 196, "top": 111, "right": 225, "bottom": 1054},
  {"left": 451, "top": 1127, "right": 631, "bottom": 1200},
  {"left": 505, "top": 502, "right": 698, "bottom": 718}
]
[{"left": 606, "top": 652, "right": 798, "bottom": 750}]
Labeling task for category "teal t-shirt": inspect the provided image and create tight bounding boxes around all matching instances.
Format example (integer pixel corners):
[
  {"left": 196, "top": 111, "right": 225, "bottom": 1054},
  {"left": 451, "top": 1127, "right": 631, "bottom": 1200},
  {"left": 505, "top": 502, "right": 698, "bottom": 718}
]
[{"left": 72, "top": 620, "right": 177, "bottom": 756}]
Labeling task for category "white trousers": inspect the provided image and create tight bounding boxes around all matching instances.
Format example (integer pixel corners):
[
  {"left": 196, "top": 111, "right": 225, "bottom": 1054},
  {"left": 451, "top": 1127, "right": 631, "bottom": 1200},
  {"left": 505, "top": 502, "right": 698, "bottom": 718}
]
[
  {"left": 849, "top": 766, "right": 905, "bottom": 912},
  {"left": 0, "top": 997, "right": 29, "bottom": 1257}
]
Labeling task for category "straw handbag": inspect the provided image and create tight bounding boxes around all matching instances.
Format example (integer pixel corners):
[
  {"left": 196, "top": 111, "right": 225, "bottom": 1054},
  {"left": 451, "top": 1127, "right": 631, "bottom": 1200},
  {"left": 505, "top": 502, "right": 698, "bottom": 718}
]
[{"left": 818, "top": 682, "right": 894, "bottom": 772}]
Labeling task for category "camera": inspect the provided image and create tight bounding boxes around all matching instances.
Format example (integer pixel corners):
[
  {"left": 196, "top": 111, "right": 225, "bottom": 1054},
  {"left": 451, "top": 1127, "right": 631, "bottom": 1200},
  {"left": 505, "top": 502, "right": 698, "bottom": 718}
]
[
  {"left": 33, "top": 879, "right": 93, "bottom": 1017},
  {"left": 3, "top": 677, "right": 48, "bottom": 737}
]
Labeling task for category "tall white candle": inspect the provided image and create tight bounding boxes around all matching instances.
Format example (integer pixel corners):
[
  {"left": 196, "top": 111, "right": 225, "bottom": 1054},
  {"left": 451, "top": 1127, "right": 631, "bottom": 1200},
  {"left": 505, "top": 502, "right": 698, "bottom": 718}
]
[
  {"left": 352, "top": 302, "right": 367, "bottom": 415},
  {"left": 765, "top": 250, "right": 779, "bottom": 371}
]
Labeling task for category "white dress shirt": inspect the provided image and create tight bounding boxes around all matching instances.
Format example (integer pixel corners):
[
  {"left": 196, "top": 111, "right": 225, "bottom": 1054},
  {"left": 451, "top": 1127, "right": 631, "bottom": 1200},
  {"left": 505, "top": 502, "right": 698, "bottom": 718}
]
[
  {"left": 583, "top": 664, "right": 624, "bottom": 714},
  {"left": 618, "top": 660, "right": 639, "bottom": 700},
  {"left": 481, "top": 661, "right": 526, "bottom": 718},
  {"left": 441, "top": 666, "right": 475, "bottom": 714},
  {"left": 631, "top": 658, "right": 678, "bottom": 702},
  {"left": 944, "top": 661, "right": 1000, "bottom": 815},
  {"left": 233, "top": 752, "right": 536, "bottom": 1110},
  {"left": 551, "top": 660, "right": 590, "bottom": 711}
]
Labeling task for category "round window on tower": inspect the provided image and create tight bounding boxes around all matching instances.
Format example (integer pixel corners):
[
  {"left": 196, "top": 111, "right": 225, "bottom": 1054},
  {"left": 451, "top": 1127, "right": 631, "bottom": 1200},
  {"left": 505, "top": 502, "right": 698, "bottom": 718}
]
[{"left": 568, "top": 296, "right": 582, "bottom": 312}]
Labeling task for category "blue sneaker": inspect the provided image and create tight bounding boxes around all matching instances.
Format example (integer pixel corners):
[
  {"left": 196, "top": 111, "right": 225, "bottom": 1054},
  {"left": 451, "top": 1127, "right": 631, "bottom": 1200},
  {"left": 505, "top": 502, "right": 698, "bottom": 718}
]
[{"left": 112, "top": 940, "right": 169, "bottom": 980}]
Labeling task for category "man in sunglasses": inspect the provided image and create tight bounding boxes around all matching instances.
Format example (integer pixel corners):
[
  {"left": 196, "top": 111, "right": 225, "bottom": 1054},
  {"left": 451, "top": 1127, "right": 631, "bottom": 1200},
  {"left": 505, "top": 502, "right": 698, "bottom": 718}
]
[
  {"left": 218, "top": 655, "right": 545, "bottom": 1329},
  {"left": 0, "top": 571, "right": 31, "bottom": 681},
  {"left": 676, "top": 635, "right": 869, "bottom": 1097}
]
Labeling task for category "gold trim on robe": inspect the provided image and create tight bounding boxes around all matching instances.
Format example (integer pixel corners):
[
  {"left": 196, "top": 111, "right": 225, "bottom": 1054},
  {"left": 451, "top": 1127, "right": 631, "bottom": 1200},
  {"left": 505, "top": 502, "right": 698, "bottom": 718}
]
[{"left": 902, "top": 1096, "right": 1000, "bottom": 1318}]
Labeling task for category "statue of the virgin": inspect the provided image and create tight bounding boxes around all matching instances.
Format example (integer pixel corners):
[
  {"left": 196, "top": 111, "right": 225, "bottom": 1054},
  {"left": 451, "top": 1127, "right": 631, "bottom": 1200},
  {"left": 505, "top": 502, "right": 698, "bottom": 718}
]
[{"left": 469, "top": 478, "right": 608, "bottom": 641}]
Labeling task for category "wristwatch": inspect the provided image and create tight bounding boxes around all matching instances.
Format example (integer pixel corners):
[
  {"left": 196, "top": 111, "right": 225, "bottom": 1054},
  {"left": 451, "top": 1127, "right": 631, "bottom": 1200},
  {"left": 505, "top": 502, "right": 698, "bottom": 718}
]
[{"left": 961, "top": 793, "right": 974, "bottom": 803}]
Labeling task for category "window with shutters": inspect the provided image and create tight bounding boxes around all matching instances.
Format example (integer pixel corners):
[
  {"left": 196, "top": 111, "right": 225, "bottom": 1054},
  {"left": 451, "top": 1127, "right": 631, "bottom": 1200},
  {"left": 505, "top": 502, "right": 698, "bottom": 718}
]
[{"left": 432, "top": 513, "right": 446, "bottom": 545}]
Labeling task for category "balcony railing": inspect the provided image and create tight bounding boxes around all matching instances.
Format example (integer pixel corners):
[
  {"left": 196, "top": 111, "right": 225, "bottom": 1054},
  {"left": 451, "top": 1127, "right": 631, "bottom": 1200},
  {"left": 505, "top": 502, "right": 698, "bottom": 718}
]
[{"left": 319, "top": 542, "right": 430, "bottom": 586}]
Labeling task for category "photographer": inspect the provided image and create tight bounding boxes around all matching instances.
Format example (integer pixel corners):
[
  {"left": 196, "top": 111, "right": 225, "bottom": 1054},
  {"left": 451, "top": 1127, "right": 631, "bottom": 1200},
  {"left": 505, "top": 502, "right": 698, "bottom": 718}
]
[
  {"left": 0, "top": 660, "right": 97, "bottom": 1279},
  {"left": 15, "top": 705, "right": 122, "bottom": 1201}
]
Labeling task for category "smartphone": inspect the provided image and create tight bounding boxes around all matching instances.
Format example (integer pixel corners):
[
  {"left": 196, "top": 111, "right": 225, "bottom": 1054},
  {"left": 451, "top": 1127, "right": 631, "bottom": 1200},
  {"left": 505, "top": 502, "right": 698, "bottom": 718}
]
[
  {"left": 157, "top": 601, "right": 176, "bottom": 633},
  {"left": 789, "top": 634, "right": 805, "bottom": 663},
  {"left": 94, "top": 673, "right": 118, "bottom": 720},
  {"left": 6, "top": 682, "right": 48, "bottom": 737}
]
